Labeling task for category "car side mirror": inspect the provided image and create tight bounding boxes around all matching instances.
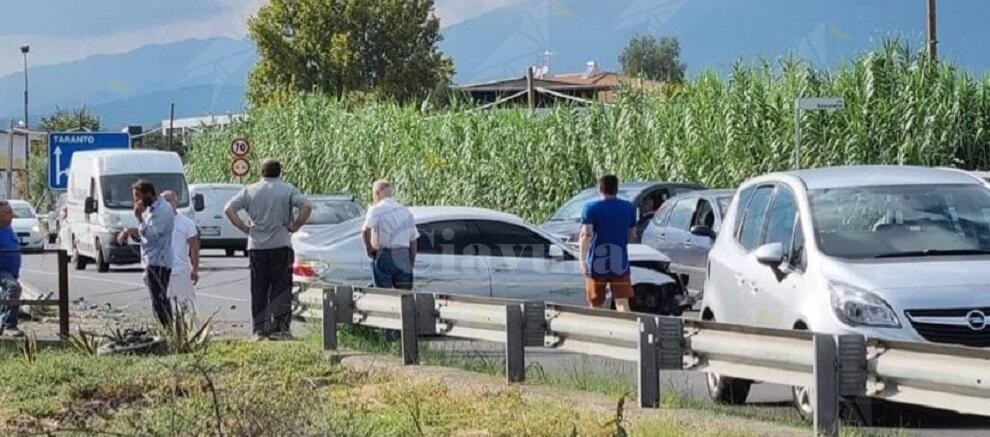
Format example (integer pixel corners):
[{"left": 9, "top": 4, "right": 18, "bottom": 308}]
[
  {"left": 754, "top": 242, "right": 784, "bottom": 267},
  {"left": 690, "top": 225, "right": 716, "bottom": 240},
  {"left": 193, "top": 193, "right": 205, "bottom": 212},
  {"left": 548, "top": 244, "right": 566, "bottom": 260},
  {"left": 84, "top": 196, "right": 98, "bottom": 215}
]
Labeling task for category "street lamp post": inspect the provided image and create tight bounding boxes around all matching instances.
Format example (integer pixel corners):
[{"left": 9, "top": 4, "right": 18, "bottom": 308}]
[{"left": 20, "top": 45, "right": 30, "bottom": 191}]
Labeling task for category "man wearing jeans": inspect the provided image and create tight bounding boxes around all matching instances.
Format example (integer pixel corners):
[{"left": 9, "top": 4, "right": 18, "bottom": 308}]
[
  {"left": 362, "top": 180, "right": 418, "bottom": 289},
  {"left": 0, "top": 201, "right": 24, "bottom": 337},
  {"left": 225, "top": 158, "right": 311, "bottom": 340},
  {"left": 118, "top": 181, "right": 175, "bottom": 327}
]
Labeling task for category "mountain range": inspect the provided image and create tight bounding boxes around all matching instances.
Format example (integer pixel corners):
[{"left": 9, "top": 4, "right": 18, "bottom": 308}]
[{"left": 3, "top": 0, "right": 990, "bottom": 129}]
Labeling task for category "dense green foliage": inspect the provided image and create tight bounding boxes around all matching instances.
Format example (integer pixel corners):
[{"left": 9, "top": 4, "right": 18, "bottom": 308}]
[
  {"left": 188, "top": 41, "right": 990, "bottom": 223},
  {"left": 619, "top": 35, "right": 686, "bottom": 83},
  {"left": 247, "top": 0, "right": 453, "bottom": 107}
]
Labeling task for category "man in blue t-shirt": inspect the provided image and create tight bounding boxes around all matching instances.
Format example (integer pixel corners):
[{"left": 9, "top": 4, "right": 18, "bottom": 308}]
[
  {"left": 579, "top": 175, "right": 637, "bottom": 312},
  {"left": 0, "top": 201, "right": 24, "bottom": 337}
]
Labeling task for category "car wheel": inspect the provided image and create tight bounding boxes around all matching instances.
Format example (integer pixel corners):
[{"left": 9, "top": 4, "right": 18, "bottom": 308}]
[
  {"left": 95, "top": 240, "right": 110, "bottom": 273},
  {"left": 706, "top": 370, "right": 752, "bottom": 405},
  {"left": 72, "top": 238, "right": 87, "bottom": 271},
  {"left": 792, "top": 385, "right": 814, "bottom": 420},
  {"left": 704, "top": 315, "right": 752, "bottom": 405}
]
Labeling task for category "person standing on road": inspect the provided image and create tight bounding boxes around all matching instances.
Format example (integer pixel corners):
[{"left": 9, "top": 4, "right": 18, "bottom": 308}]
[
  {"left": 225, "top": 158, "right": 312, "bottom": 341},
  {"left": 579, "top": 174, "right": 637, "bottom": 312},
  {"left": 0, "top": 201, "right": 24, "bottom": 338},
  {"left": 362, "top": 180, "right": 418, "bottom": 290},
  {"left": 117, "top": 181, "right": 175, "bottom": 327},
  {"left": 162, "top": 191, "right": 200, "bottom": 320}
]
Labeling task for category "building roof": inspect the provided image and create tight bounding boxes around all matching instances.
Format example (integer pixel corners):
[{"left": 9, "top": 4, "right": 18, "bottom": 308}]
[{"left": 456, "top": 71, "right": 624, "bottom": 92}]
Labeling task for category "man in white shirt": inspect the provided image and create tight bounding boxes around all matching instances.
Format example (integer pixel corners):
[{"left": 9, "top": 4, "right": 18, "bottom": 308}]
[
  {"left": 362, "top": 180, "right": 418, "bottom": 289},
  {"left": 162, "top": 191, "right": 200, "bottom": 319}
]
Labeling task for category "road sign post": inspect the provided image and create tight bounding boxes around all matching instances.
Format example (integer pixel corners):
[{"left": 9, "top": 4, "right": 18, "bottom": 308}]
[
  {"left": 794, "top": 98, "right": 844, "bottom": 170},
  {"left": 48, "top": 132, "right": 130, "bottom": 190}
]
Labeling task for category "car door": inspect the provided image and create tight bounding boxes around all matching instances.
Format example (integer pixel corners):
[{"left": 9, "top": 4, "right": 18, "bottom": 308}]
[
  {"left": 475, "top": 220, "right": 585, "bottom": 306},
  {"left": 196, "top": 187, "right": 244, "bottom": 241},
  {"left": 748, "top": 186, "right": 805, "bottom": 329},
  {"left": 657, "top": 197, "right": 698, "bottom": 282},
  {"left": 681, "top": 197, "right": 718, "bottom": 294},
  {"left": 413, "top": 220, "right": 493, "bottom": 297},
  {"left": 720, "top": 184, "right": 775, "bottom": 325}
]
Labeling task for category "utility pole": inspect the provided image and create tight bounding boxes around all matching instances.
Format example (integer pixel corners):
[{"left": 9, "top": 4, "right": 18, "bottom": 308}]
[
  {"left": 168, "top": 102, "right": 176, "bottom": 151},
  {"left": 20, "top": 45, "right": 30, "bottom": 191},
  {"left": 526, "top": 67, "right": 536, "bottom": 112},
  {"left": 927, "top": 0, "right": 938, "bottom": 64}
]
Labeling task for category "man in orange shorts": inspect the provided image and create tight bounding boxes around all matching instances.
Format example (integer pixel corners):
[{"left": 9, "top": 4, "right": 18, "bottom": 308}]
[{"left": 579, "top": 174, "right": 637, "bottom": 311}]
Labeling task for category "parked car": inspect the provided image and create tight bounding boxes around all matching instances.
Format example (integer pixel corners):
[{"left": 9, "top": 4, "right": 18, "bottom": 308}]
[
  {"left": 60, "top": 150, "right": 204, "bottom": 272},
  {"left": 971, "top": 170, "right": 990, "bottom": 187},
  {"left": 700, "top": 165, "right": 990, "bottom": 417},
  {"left": 295, "top": 194, "right": 364, "bottom": 240},
  {"left": 293, "top": 206, "right": 688, "bottom": 315},
  {"left": 47, "top": 192, "right": 68, "bottom": 243},
  {"left": 9, "top": 199, "right": 45, "bottom": 252},
  {"left": 640, "top": 189, "right": 735, "bottom": 300},
  {"left": 542, "top": 181, "right": 706, "bottom": 245},
  {"left": 190, "top": 183, "right": 249, "bottom": 256}
]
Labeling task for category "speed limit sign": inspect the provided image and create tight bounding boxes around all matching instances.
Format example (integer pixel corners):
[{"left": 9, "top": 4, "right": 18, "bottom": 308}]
[{"left": 230, "top": 138, "right": 250, "bottom": 157}]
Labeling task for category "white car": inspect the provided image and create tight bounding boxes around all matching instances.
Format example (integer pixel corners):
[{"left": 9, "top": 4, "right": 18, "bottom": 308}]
[
  {"left": 293, "top": 206, "right": 686, "bottom": 314},
  {"left": 972, "top": 171, "right": 990, "bottom": 188},
  {"left": 701, "top": 165, "right": 990, "bottom": 416},
  {"left": 9, "top": 199, "right": 45, "bottom": 252},
  {"left": 190, "top": 184, "right": 249, "bottom": 256}
]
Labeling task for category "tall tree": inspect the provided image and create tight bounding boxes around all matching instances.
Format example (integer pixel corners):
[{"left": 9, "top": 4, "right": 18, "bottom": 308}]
[
  {"left": 37, "top": 106, "right": 101, "bottom": 132},
  {"left": 619, "top": 35, "right": 686, "bottom": 83},
  {"left": 247, "top": 0, "right": 454, "bottom": 106}
]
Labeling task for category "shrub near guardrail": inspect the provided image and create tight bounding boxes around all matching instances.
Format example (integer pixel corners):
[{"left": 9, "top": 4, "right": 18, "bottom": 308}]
[{"left": 186, "top": 40, "right": 990, "bottom": 223}]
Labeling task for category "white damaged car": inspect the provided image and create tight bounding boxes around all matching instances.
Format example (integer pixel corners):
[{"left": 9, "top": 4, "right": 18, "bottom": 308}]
[{"left": 292, "top": 206, "right": 687, "bottom": 314}]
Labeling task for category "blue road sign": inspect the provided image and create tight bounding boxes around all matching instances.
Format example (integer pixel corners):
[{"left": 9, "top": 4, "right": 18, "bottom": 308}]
[{"left": 48, "top": 132, "right": 131, "bottom": 190}]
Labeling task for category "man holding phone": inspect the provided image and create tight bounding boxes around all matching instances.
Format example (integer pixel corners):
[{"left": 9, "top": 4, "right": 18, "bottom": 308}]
[{"left": 118, "top": 181, "right": 175, "bottom": 327}]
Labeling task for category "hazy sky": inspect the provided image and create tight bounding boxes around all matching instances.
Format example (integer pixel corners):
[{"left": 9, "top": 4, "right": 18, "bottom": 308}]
[{"left": 0, "top": 0, "right": 522, "bottom": 76}]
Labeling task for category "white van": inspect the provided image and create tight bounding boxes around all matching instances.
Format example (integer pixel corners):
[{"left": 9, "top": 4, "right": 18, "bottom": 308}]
[
  {"left": 190, "top": 183, "right": 248, "bottom": 256},
  {"left": 59, "top": 150, "right": 204, "bottom": 272}
]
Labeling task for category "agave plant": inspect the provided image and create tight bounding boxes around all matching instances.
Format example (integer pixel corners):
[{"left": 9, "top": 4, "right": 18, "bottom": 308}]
[
  {"left": 159, "top": 302, "right": 215, "bottom": 354},
  {"left": 63, "top": 329, "right": 103, "bottom": 356}
]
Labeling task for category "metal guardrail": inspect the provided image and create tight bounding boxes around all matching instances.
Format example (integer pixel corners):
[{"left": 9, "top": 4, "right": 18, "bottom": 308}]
[
  {"left": 298, "top": 281, "right": 990, "bottom": 436},
  {"left": 0, "top": 249, "right": 70, "bottom": 338}
]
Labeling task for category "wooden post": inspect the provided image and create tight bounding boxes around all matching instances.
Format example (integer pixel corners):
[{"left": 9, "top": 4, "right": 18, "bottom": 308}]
[
  {"left": 400, "top": 294, "right": 418, "bottom": 365},
  {"left": 505, "top": 304, "right": 525, "bottom": 383},
  {"left": 57, "top": 249, "right": 70, "bottom": 338},
  {"left": 814, "top": 334, "right": 840, "bottom": 437},
  {"left": 927, "top": 0, "right": 938, "bottom": 64},
  {"left": 526, "top": 67, "right": 536, "bottom": 111}
]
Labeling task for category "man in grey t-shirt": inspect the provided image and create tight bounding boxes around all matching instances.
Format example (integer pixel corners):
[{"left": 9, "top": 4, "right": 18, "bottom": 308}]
[{"left": 225, "top": 158, "right": 312, "bottom": 340}]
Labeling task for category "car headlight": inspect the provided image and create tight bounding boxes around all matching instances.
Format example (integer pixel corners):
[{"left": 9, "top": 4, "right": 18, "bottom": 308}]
[
  {"left": 829, "top": 281, "right": 900, "bottom": 327},
  {"left": 31, "top": 224, "right": 41, "bottom": 233},
  {"left": 100, "top": 213, "right": 122, "bottom": 228}
]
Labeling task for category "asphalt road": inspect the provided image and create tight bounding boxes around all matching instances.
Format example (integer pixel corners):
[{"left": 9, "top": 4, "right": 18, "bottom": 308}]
[{"left": 15, "top": 250, "right": 990, "bottom": 435}]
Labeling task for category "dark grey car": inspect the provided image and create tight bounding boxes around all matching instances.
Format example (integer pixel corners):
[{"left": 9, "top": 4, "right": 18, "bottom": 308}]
[
  {"left": 542, "top": 181, "right": 706, "bottom": 244},
  {"left": 640, "top": 189, "right": 735, "bottom": 299}
]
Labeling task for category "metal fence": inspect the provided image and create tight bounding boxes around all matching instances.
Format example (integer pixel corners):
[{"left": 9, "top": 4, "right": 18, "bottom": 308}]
[
  {"left": 0, "top": 249, "right": 70, "bottom": 338},
  {"left": 298, "top": 282, "right": 990, "bottom": 436}
]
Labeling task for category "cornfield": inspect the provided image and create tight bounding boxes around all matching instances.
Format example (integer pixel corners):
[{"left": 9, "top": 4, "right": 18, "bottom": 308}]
[{"left": 186, "top": 40, "right": 990, "bottom": 223}]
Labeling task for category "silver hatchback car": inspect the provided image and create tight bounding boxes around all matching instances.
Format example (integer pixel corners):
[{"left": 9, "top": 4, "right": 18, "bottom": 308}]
[{"left": 701, "top": 166, "right": 990, "bottom": 412}]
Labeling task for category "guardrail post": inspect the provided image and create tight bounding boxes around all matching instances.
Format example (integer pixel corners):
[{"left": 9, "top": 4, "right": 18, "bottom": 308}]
[
  {"left": 322, "top": 287, "right": 337, "bottom": 351},
  {"left": 838, "top": 334, "right": 867, "bottom": 397},
  {"left": 400, "top": 294, "right": 418, "bottom": 365},
  {"left": 415, "top": 293, "right": 436, "bottom": 335},
  {"left": 505, "top": 304, "right": 526, "bottom": 383},
  {"left": 657, "top": 317, "right": 684, "bottom": 370},
  {"left": 336, "top": 286, "right": 354, "bottom": 324},
  {"left": 57, "top": 249, "right": 70, "bottom": 338},
  {"left": 637, "top": 315, "right": 660, "bottom": 408},
  {"left": 814, "top": 334, "right": 840, "bottom": 437},
  {"left": 523, "top": 300, "right": 545, "bottom": 347}
]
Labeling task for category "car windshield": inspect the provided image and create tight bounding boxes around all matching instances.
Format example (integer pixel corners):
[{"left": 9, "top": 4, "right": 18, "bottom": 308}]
[
  {"left": 810, "top": 184, "right": 990, "bottom": 259},
  {"left": 101, "top": 173, "right": 189, "bottom": 209},
  {"left": 306, "top": 198, "right": 364, "bottom": 225},
  {"left": 11, "top": 204, "right": 35, "bottom": 218},
  {"left": 550, "top": 188, "right": 638, "bottom": 221}
]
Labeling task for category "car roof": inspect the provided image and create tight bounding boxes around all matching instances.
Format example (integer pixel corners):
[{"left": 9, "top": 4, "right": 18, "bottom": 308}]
[
  {"left": 670, "top": 188, "right": 735, "bottom": 199},
  {"left": 575, "top": 181, "right": 705, "bottom": 196},
  {"left": 761, "top": 166, "right": 982, "bottom": 190},
  {"left": 307, "top": 193, "right": 356, "bottom": 201},
  {"left": 408, "top": 206, "right": 528, "bottom": 226}
]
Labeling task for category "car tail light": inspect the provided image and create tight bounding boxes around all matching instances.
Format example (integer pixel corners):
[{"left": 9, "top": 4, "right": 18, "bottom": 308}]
[{"left": 293, "top": 261, "right": 317, "bottom": 277}]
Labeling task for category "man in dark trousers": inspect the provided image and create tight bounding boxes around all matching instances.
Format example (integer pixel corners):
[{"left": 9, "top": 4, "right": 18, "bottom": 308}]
[
  {"left": 0, "top": 201, "right": 24, "bottom": 337},
  {"left": 579, "top": 174, "right": 637, "bottom": 312},
  {"left": 118, "top": 181, "right": 175, "bottom": 327},
  {"left": 225, "top": 158, "right": 312, "bottom": 340}
]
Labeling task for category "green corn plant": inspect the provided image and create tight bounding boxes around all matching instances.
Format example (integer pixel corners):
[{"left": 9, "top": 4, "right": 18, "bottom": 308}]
[{"left": 186, "top": 39, "right": 990, "bottom": 224}]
